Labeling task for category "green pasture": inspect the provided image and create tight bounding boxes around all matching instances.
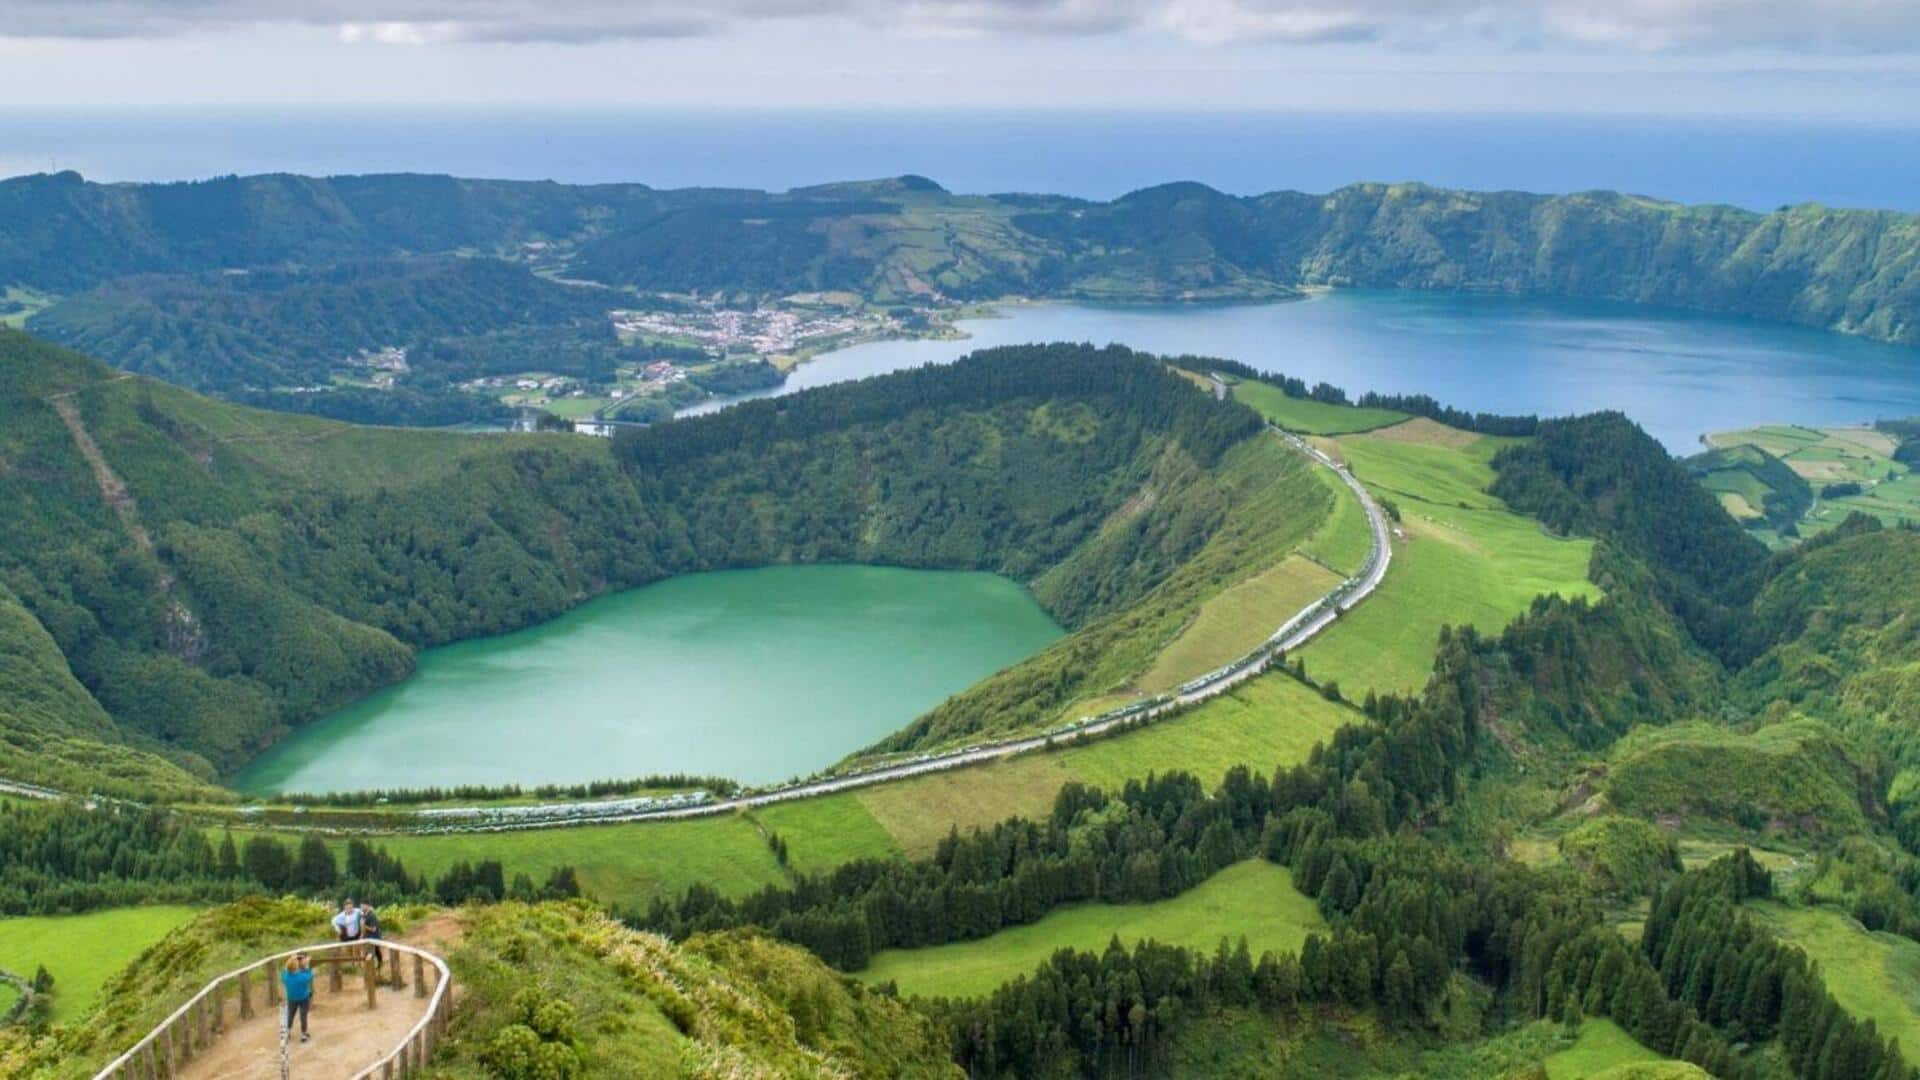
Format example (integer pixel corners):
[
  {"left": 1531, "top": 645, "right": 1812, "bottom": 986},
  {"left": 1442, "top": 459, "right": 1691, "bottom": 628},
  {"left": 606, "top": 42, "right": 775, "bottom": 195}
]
[
  {"left": 0, "top": 906, "right": 199, "bottom": 1024},
  {"left": 1753, "top": 901, "right": 1920, "bottom": 1064},
  {"left": 1302, "top": 465, "right": 1376, "bottom": 574},
  {"left": 1543, "top": 1019, "right": 1671, "bottom": 1079},
  {"left": 1299, "top": 427, "right": 1597, "bottom": 698},
  {"left": 1139, "top": 555, "right": 1340, "bottom": 692},
  {"left": 1060, "top": 673, "right": 1360, "bottom": 792},
  {"left": 857, "top": 860, "right": 1323, "bottom": 998},
  {"left": 1232, "top": 381, "right": 1408, "bottom": 435},
  {"left": 750, "top": 793, "right": 903, "bottom": 873},
  {"left": 337, "top": 812, "right": 790, "bottom": 907}
]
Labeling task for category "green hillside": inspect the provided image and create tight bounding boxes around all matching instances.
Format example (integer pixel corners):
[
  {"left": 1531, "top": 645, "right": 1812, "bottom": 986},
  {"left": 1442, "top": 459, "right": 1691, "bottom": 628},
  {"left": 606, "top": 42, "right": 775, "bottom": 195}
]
[
  {"left": 0, "top": 330, "right": 1324, "bottom": 795},
  {"left": 0, "top": 898, "right": 959, "bottom": 1078}
]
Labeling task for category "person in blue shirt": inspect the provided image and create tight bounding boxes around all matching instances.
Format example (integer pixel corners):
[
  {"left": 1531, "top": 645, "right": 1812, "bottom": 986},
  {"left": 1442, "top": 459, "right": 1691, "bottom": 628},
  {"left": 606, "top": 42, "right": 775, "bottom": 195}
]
[{"left": 281, "top": 953, "right": 314, "bottom": 1043}]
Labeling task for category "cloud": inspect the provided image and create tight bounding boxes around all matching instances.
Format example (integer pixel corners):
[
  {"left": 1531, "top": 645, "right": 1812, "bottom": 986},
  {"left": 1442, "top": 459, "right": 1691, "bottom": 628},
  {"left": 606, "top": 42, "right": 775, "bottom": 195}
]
[{"left": 7, "top": 0, "right": 1920, "bottom": 52}]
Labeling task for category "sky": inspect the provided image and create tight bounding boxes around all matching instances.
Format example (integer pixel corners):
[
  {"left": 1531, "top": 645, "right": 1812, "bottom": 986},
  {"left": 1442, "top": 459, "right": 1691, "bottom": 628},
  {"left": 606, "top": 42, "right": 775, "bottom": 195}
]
[{"left": 2, "top": 1, "right": 1920, "bottom": 116}]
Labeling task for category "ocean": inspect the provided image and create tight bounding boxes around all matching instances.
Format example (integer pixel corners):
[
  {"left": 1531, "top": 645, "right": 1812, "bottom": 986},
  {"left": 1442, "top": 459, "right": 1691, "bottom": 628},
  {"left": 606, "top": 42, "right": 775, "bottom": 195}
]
[{"left": 4, "top": 109, "right": 1918, "bottom": 211}]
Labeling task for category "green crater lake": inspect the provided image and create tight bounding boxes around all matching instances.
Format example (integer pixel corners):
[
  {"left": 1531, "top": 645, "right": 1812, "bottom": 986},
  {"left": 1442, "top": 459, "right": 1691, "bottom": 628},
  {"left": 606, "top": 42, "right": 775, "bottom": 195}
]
[{"left": 234, "top": 565, "right": 1062, "bottom": 794}]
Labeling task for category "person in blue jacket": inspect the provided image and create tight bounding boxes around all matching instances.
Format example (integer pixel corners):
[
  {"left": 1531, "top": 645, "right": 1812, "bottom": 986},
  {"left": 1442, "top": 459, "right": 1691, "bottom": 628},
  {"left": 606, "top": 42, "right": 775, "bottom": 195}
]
[{"left": 281, "top": 953, "right": 314, "bottom": 1043}]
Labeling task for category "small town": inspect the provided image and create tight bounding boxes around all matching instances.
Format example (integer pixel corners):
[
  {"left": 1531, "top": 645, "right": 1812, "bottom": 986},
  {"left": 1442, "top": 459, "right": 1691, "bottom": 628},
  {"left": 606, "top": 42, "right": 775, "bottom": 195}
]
[{"left": 610, "top": 299, "right": 880, "bottom": 355}]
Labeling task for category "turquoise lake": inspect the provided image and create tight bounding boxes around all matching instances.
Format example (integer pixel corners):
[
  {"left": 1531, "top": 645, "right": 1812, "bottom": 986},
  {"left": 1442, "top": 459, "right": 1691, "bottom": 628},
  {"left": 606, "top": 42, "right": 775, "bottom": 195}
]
[{"left": 234, "top": 566, "right": 1062, "bottom": 794}]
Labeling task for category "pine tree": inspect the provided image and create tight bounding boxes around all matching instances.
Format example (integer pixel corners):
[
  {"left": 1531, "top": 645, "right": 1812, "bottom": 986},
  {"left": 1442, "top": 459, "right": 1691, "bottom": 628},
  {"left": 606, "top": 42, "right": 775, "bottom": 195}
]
[{"left": 217, "top": 830, "right": 240, "bottom": 879}]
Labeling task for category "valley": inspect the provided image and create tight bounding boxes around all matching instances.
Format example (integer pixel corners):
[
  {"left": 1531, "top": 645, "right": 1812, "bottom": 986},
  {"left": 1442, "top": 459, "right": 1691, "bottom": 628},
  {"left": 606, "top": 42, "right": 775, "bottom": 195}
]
[{"left": 8, "top": 254, "right": 1920, "bottom": 1078}]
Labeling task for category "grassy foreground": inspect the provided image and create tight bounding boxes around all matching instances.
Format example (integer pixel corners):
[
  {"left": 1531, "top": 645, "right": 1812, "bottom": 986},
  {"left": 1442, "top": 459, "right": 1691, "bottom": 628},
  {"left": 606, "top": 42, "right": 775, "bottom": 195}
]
[
  {"left": 857, "top": 860, "right": 1323, "bottom": 999},
  {"left": 0, "top": 906, "right": 199, "bottom": 1024}
]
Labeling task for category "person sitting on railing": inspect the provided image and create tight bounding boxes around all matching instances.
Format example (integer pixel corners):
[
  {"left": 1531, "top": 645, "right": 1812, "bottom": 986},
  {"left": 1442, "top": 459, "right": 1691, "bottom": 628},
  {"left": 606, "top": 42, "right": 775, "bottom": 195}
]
[
  {"left": 361, "top": 903, "right": 383, "bottom": 969},
  {"left": 281, "top": 953, "right": 313, "bottom": 1044}
]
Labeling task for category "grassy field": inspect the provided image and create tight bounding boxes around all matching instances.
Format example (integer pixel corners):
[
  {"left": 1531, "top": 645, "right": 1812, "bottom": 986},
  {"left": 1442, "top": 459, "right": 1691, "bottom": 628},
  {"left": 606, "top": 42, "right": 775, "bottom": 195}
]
[
  {"left": 851, "top": 672, "right": 1362, "bottom": 857},
  {"left": 331, "top": 811, "right": 792, "bottom": 907},
  {"left": 1232, "top": 380, "right": 1408, "bottom": 435},
  {"left": 1302, "top": 465, "right": 1376, "bottom": 574},
  {"left": 1138, "top": 555, "right": 1341, "bottom": 692},
  {"left": 856, "top": 754, "right": 1070, "bottom": 857},
  {"left": 1543, "top": 1019, "right": 1671, "bottom": 1079},
  {"left": 0, "top": 287, "right": 55, "bottom": 329},
  {"left": 1704, "top": 423, "right": 1920, "bottom": 534},
  {"left": 1753, "top": 901, "right": 1920, "bottom": 1064},
  {"left": 1059, "top": 674, "right": 1358, "bottom": 791},
  {"left": 857, "top": 860, "right": 1324, "bottom": 998},
  {"left": 1298, "top": 425, "right": 1598, "bottom": 698},
  {"left": 0, "top": 906, "right": 200, "bottom": 1024},
  {"left": 751, "top": 792, "right": 902, "bottom": 873}
]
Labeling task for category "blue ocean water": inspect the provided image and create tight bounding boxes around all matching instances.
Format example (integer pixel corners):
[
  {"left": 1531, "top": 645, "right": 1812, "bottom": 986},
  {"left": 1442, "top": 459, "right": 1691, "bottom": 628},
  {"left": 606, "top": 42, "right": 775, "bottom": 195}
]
[{"left": 4, "top": 109, "right": 1919, "bottom": 210}]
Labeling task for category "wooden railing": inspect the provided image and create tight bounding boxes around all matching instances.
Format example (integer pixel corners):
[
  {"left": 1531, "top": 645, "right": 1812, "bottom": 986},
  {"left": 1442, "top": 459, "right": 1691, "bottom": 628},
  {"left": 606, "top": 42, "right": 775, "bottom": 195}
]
[{"left": 92, "top": 938, "right": 452, "bottom": 1080}]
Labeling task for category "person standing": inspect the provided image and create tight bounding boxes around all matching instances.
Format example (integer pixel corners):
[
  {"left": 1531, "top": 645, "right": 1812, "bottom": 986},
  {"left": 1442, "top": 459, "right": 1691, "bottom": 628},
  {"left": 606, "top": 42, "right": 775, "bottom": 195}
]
[
  {"left": 360, "top": 903, "right": 383, "bottom": 969},
  {"left": 331, "top": 899, "right": 361, "bottom": 943},
  {"left": 281, "top": 954, "right": 313, "bottom": 1043}
]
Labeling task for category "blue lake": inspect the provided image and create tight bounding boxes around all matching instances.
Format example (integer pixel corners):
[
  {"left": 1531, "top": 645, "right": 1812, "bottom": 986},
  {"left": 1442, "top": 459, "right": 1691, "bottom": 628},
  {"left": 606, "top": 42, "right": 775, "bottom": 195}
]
[{"left": 694, "top": 291, "right": 1920, "bottom": 451}]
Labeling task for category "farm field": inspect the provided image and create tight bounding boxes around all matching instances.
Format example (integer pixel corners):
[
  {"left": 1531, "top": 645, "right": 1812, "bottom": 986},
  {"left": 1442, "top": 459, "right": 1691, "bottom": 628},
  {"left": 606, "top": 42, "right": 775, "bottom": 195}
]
[
  {"left": 1703, "top": 424, "right": 1920, "bottom": 534},
  {"left": 0, "top": 906, "right": 199, "bottom": 1024},
  {"left": 1752, "top": 901, "right": 1920, "bottom": 1065},
  {"left": 856, "top": 860, "right": 1324, "bottom": 998},
  {"left": 1232, "top": 380, "right": 1408, "bottom": 435},
  {"left": 1299, "top": 422, "right": 1598, "bottom": 698}
]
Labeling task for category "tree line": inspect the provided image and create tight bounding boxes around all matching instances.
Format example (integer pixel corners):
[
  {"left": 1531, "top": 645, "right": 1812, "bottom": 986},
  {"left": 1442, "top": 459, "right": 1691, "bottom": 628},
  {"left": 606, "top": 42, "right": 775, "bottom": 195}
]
[{"left": 0, "top": 798, "right": 578, "bottom": 916}]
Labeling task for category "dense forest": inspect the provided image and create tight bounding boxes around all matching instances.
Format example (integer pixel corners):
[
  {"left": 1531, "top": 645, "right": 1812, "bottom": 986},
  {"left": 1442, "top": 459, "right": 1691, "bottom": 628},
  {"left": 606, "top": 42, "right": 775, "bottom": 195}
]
[{"left": 0, "top": 331, "right": 1275, "bottom": 795}]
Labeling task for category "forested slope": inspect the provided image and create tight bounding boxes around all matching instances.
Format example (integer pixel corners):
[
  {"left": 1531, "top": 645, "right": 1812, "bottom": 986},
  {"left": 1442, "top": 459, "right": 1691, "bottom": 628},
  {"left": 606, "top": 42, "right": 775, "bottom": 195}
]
[{"left": 0, "top": 331, "right": 1280, "bottom": 795}]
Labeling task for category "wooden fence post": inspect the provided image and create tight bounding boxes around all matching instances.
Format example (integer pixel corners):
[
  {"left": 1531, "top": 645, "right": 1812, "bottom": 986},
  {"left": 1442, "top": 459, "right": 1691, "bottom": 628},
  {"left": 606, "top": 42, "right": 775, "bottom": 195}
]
[
  {"left": 363, "top": 956, "right": 377, "bottom": 1010},
  {"left": 413, "top": 953, "right": 427, "bottom": 998},
  {"left": 265, "top": 960, "right": 281, "bottom": 1006},
  {"left": 191, "top": 999, "right": 205, "bottom": 1053},
  {"left": 209, "top": 981, "right": 223, "bottom": 1034},
  {"left": 329, "top": 958, "right": 343, "bottom": 993},
  {"left": 142, "top": 1041, "right": 157, "bottom": 1080}
]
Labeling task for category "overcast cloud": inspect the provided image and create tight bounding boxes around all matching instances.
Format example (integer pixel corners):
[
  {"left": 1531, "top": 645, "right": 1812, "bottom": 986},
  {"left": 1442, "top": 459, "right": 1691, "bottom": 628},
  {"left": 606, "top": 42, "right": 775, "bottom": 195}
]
[
  {"left": 1, "top": 0, "right": 1917, "bottom": 112},
  {"left": 7, "top": 0, "right": 1919, "bottom": 52}
]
